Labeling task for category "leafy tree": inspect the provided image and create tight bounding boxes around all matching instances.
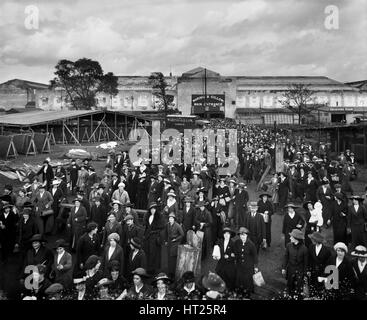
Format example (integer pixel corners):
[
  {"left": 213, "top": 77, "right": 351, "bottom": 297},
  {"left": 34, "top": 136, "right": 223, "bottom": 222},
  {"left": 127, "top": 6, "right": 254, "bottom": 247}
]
[
  {"left": 149, "top": 72, "right": 176, "bottom": 127},
  {"left": 279, "top": 84, "right": 325, "bottom": 124},
  {"left": 50, "top": 58, "right": 118, "bottom": 110}
]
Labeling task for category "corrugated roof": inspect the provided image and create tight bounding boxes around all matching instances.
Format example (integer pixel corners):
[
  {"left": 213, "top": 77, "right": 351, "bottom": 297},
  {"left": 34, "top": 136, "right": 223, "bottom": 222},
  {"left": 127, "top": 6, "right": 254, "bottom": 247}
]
[
  {"left": 0, "top": 110, "right": 102, "bottom": 126},
  {"left": 0, "top": 79, "right": 49, "bottom": 90}
]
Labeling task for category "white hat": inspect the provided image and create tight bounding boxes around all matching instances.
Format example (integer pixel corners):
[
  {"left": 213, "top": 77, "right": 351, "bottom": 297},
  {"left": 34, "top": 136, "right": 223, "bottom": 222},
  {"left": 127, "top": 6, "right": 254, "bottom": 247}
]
[
  {"left": 52, "top": 179, "right": 61, "bottom": 186},
  {"left": 118, "top": 182, "right": 125, "bottom": 188}
]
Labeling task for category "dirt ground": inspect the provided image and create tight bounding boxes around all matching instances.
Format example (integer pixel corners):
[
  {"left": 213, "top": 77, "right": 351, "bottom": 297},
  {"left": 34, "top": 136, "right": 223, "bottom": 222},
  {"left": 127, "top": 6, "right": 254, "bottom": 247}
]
[{"left": 1, "top": 143, "right": 367, "bottom": 300}]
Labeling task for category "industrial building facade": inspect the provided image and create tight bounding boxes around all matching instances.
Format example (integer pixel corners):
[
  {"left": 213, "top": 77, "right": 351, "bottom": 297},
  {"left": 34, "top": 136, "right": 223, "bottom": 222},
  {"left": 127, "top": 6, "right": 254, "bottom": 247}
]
[{"left": 1, "top": 67, "right": 367, "bottom": 125}]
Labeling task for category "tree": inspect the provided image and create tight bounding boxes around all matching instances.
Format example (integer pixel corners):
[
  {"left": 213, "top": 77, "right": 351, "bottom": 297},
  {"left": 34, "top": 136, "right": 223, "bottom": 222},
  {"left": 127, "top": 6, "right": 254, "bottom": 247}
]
[
  {"left": 279, "top": 84, "right": 325, "bottom": 124},
  {"left": 99, "top": 72, "right": 119, "bottom": 109},
  {"left": 50, "top": 58, "right": 118, "bottom": 110},
  {"left": 149, "top": 72, "right": 176, "bottom": 128}
]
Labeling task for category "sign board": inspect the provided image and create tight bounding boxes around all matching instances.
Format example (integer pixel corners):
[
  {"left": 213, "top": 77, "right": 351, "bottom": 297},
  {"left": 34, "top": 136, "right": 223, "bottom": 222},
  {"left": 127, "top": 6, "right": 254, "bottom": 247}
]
[
  {"left": 192, "top": 94, "right": 225, "bottom": 113},
  {"left": 166, "top": 116, "right": 198, "bottom": 129}
]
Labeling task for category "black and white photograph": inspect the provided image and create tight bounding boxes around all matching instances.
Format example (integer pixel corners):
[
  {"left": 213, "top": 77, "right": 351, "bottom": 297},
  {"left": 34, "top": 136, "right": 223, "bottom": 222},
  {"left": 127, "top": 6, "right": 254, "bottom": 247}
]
[{"left": 0, "top": 0, "right": 366, "bottom": 309}]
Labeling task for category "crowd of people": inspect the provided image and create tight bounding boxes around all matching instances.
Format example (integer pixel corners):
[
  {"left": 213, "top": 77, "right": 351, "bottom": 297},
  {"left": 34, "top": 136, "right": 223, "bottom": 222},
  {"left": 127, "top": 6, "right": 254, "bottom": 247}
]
[{"left": 0, "top": 120, "right": 366, "bottom": 300}]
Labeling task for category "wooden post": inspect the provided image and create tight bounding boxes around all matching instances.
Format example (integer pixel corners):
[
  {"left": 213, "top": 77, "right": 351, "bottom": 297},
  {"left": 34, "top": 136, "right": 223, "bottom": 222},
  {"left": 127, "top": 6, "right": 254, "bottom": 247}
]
[
  {"left": 90, "top": 114, "right": 94, "bottom": 142},
  {"left": 114, "top": 112, "right": 117, "bottom": 136},
  {"left": 62, "top": 120, "right": 66, "bottom": 144},
  {"left": 125, "top": 115, "right": 128, "bottom": 141},
  {"left": 77, "top": 116, "right": 80, "bottom": 143}
]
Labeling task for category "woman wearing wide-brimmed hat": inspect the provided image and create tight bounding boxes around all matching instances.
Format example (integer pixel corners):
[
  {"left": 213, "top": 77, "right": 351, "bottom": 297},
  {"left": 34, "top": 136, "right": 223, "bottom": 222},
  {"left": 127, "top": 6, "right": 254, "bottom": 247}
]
[
  {"left": 52, "top": 239, "right": 73, "bottom": 290},
  {"left": 108, "top": 200, "right": 124, "bottom": 223},
  {"left": 117, "top": 268, "right": 153, "bottom": 300},
  {"left": 143, "top": 202, "right": 165, "bottom": 275},
  {"left": 67, "top": 198, "right": 87, "bottom": 251},
  {"left": 163, "top": 191, "right": 179, "bottom": 223},
  {"left": 189, "top": 171, "right": 203, "bottom": 198},
  {"left": 201, "top": 271, "right": 227, "bottom": 299},
  {"left": 15, "top": 188, "right": 31, "bottom": 212},
  {"left": 151, "top": 272, "right": 175, "bottom": 300},
  {"left": 351, "top": 245, "right": 367, "bottom": 300},
  {"left": 214, "top": 227, "right": 236, "bottom": 291},
  {"left": 347, "top": 195, "right": 367, "bottom": 249},
  {"left": 174, "top": 271, "right": 204, "bottom": 299},
  {"left": 281, "top": 229, "right": 308, "bottom": 299},
  {"left": 323, "top": 242, "right": 354, "bottom": 300},
  {"left": 282, "top": 203, "right": 305, "bottom": 247}
]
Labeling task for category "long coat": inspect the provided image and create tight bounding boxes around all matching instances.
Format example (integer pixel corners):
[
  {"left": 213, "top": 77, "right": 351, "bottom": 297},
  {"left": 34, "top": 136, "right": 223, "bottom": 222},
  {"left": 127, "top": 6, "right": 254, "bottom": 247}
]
[
  {"left": 351, "top": 259, "right": 367, "bottom": 300},
  {"left": 194, "top": 208, "right": 213, "bottom": 259},
  {"left": 76, "top": 233, "right": 100, "bottom": 268},
  {"left": 101, "top": 244, "right": 124, "bottom": 276},
  {"left": 307, "top": 244, "right": 331, "bottom": 291},
  {"left": 282, "top": 212, "right": 305, "bottom": 246},
  {"left": 67, "top": 205, "right": 88, "bottom": 250},
  {"left": 164, "top": 221, "right": 184, "bottom": 276},
  {"left": 347, "top": 205, "right": 367, "bottom": 248},
  {"left": 143, "top": 212, "right": 165, "bottom": 274},
  {"left": 90, "top": 203, "right": 108, "bottom": 231},
  {"left": 136, "top": 179, "right": 149, "bottom": 210},
  {"left": 234, "top": 238, "right": 258, "bottom": 294},
  {"left": 215, "top": 238, "right": 236, "bottom": 291},
  {"left": 278, "top": 177, "right": 290, "bottom": 209},
  {"left": 126, "top": 172, "right": 139, "bottom": 205},
  {"left": 243, "top": 212, "right": 266, "bottom": 251},
  {"left": 282, "top": 242, "right": 308, "bottom": 296},
  {"left": 316, "top": 185, "right": 334, "bottom": 222},
  {"left": 53, "top": 250, "right": 73, "bottom": 290},
  {"left": 37, "top": 164, "right": 54, "bottom": 190},
  {"left": 331, "top": 200, "right": 349, "bottom": 244},
  {"left": 0, "top": 210, "right": 19, "bottom": 261},
  {"left": 234, "top": 189, "right": 249, "bottom": 227},
  {"left": 17, "top": 216, "right": 39, "bottom": 249},
  {"left": 182, "top": 205, "right": 196, "bottom": 234},
  {"left": 304, "top": 178, "right": 319, "bottom": 203},
  {"left": 257, "top": 199, "right": 273, "bottom": 246},
  {"left": 32, "top": 190, "right": 54, "bottom": 235},
  {"left": 102, "top": 221, "right": 123, "bottom": 247},
  {"left": 22, "top": 245, "right": 54, "bottom": 278},
  {"left": 50, "top": 187, "right": 64, "bottom": 218},
  {"left": 126, "top": 249, "right": 147, "bottom": 278}
]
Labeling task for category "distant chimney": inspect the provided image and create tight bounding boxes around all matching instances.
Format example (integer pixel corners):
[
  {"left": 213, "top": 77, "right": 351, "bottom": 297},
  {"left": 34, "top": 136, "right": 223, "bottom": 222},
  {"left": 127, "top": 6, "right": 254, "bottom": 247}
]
[{"left": 169, "top": 72, "right": 172, "bottom": 77}]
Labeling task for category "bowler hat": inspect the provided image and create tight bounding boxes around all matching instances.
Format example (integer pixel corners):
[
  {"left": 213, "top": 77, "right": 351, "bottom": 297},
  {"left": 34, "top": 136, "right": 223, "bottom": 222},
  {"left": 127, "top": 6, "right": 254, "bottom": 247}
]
[
  {"left": 130, "top": 237, "right": 142, "bottom": 249},
  {"left": 202, "top": 272, "right": 226, "bottom": 293},
  {"left": 289, "top": 229, "right": 305, "bottom": 240}
]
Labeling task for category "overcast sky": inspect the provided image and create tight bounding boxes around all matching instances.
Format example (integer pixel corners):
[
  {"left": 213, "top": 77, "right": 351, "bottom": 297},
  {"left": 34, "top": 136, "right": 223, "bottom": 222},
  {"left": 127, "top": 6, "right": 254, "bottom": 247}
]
[{"left": 0, "top": 0, "right": 366, "bottom": 84}]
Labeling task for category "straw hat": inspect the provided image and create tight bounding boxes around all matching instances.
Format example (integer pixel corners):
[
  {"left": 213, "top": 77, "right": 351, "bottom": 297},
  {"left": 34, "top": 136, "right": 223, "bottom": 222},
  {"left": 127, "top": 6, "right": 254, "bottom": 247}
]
[{"left": 351, "top": 245, "right": 367, "bottom": 258}]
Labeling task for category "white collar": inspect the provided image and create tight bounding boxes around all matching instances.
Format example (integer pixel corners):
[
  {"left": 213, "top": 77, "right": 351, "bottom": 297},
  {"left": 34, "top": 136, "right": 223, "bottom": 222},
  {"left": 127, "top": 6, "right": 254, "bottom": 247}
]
[{"left": 184, "top": 284, "right": 195, "bottom": 293}]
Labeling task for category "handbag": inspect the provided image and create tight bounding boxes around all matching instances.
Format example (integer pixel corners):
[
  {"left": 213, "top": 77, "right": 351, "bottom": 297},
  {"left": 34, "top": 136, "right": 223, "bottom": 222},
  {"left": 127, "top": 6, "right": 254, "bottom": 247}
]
[
  {"left": 253, "top": 271, "right": 265, "bottom": 287},
  {"left": 41, "top": 209, "right": 54, "bottom": 216}
]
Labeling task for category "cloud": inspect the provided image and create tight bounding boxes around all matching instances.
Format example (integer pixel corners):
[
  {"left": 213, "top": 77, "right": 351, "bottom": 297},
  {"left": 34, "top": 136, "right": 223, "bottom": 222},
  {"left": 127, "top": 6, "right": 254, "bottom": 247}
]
[{"left": 0, "top": 0, "right": 365, "bottom": 83}]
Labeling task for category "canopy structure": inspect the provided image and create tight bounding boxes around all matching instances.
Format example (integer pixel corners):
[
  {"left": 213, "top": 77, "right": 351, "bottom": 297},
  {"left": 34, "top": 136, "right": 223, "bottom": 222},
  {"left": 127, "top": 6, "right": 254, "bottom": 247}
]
[{"left": 0, "top": 109, "right": 150, "bottom": 146}]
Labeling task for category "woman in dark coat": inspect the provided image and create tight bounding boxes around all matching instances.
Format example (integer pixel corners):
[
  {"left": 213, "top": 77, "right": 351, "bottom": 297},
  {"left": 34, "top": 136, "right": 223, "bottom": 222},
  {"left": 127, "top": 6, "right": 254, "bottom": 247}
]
[
  {"left": 37, "top": 160, "right": 54, "bottom": 191},
  {"left": 331, "top": 193, "right": 349, "bottom": 245},
  {"left": 323, "top": 242, "right": 354, "bottom": 300},
  {"left": 214, "top": 227, "right": 236, "bottom": 291},
  {"left": 101, "top": 233, "right": 124, "bottom": 276},
  {"left": 0, "top": 203, "right": 19, "bottom": 263},
  {"left": 278, "top": 172, "right": 290, "bottom": 212},
  {"left": 136, "top": 173, "right": 149, "bottom": 210},
  {"left": 101, "top": 213, "right": 123, "bottom": 247},
  {"left": 282, "top": 203, "right": 305, "bottom": 247},
  {"left": 304, "top": 171, "right": 319, "bottom": 203},
  {"left": 143, "top": 203, "right": 164, "bottom": 275},
  {"left": 234, "top": 227, "right": 258, "bottom": 297},
  {"left": 257, "top": 193, "right": 274, "bottom": 247},
  {"left": 194, "top": 201, "right": 213, "bottom": 259}
]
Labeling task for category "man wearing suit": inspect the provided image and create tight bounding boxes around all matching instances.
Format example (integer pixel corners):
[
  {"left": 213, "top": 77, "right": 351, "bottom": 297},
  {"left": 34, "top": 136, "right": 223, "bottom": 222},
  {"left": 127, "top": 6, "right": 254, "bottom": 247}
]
[
  {"left": 243, "top": 202, "right": 266, "bottom": 253},
  {"left": 306, "top": 232, "right": 331, "bottom": 295},
  {"left": 126, "top": 237, "right": 147, "bottom": 279},
  {"left": 67, "top": 198, "right": 88, "bottom": 251},
  {"left": 32, "top": 185, "right": 54, "bottom": 235},
  {"left": 347, "top": 196, "right": 367, "bottom": 248}
]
